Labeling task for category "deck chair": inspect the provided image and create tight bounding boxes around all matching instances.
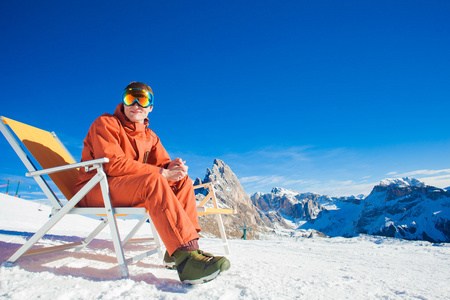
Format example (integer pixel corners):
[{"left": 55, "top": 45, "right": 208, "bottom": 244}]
[{"left": 0, "top": 116, "right": 235, "bottom": 278}]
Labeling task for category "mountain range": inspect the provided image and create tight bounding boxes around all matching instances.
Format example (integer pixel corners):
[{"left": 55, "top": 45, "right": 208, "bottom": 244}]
[{"left": 196, "top": 159, "right": 450, "bottom": 243}]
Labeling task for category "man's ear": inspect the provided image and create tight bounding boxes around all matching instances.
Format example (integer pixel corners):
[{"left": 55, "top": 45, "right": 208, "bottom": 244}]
[{"left": 149, "top": 105, "right": 153, "bottom": 112}]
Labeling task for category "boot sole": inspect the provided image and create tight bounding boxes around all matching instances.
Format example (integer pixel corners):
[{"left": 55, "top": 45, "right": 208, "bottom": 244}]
[
  {"left": 182, "top": 259, "right": 230, "bottom": 284},
  {"left": 182, "top": 269, "right": 221, "bottom": 285}
]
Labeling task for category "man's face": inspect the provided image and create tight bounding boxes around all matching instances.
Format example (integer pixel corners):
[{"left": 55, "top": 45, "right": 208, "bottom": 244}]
[{"left": 124, "top": 102, "right": 153, "bottom": 124}]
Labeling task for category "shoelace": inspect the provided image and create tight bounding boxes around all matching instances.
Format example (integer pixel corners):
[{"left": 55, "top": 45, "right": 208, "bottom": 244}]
[{"left": 193, "top": 251, "right": 214, "bottom": 262}]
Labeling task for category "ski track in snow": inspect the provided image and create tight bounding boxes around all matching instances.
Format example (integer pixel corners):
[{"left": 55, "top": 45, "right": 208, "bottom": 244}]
[{"left": 1, "top": 194, "right": 450, "bottom": 299}]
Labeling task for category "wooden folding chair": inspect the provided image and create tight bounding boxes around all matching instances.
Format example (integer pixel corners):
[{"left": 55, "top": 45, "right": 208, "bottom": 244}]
[
  {"left": 0, "top": 116, "right": 235, "bottom": 278},
  {"left": 195, "top": 182, "right": 235, "bottom": 254}
]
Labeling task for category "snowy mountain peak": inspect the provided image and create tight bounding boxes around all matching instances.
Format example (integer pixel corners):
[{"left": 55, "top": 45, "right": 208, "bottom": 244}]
[
  {"left": 270, "top": 187, "right": 321, "bottom": 199},
  {"left": 271, "top": 187, "right": 301, "bottom": 196},
  {"left": 379, "top": 177, "right": 425, "bottom": 188}
]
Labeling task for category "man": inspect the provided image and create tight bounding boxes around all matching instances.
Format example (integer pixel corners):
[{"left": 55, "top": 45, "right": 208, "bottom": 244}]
[{"left": 74, "top": 82, "right": 230, "bottom": 284}]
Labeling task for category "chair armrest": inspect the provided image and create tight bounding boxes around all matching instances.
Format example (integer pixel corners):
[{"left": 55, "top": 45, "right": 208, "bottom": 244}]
[
  {"left": 26, "top": 158, "right": 109, "bottom": 177},
  {"left": 193, "top": 181, "right": 217, "bottom": 189}
]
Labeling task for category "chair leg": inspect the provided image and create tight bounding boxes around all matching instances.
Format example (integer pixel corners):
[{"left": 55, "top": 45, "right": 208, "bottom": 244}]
[
  {"left": 215, "top": 214, "right": 231, "bottom": 255},
  {"left": 122, "top": 215, "right": 149, "bottom": 247},
  {"left": 7, "top": 188, "right": 87, "bottom": 263},
  {"left": 148, "top": 216, "right": 164, "bottom": 259},
  {"left": 208, "top": 182, "right": 231, "bottom": 254},
  {"left": 122, "top": 215, "right": 163, "bottom": 265},
  {"left": 99, "top": 174, "right": 129, "bottom": 278},
  {"left": 75, "top": 219, "right": 109, "bottom": 252}
]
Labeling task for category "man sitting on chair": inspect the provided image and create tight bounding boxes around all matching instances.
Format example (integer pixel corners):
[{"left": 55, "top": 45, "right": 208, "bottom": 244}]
[{"left": 73, "top": 81, "right": 230, "bottom": 284}]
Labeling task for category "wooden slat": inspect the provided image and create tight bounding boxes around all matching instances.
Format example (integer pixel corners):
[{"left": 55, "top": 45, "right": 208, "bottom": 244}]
[
  {"left": 23, "top": 242, "right": 84, "bottom": 257},
  {"left": 197, "top": 208, "right": 236, "bottom": 216}
]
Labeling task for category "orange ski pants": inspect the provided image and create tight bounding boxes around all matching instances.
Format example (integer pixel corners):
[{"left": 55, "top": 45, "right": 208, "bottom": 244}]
[{"left": 79, "top": 173, "right": 201, "bottom": 255}]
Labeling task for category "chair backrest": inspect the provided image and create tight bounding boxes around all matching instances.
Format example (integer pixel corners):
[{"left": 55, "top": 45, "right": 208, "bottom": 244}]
[{"left": 2, "top": 117, "right": 78, "bottom": 200}]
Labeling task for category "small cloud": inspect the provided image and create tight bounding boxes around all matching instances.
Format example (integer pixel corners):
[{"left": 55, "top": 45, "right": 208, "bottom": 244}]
[
  {"left": 419, "top": 174, "right": 450, "bottom": 189},
  {"left": 329, "top": 179, "right": 354, "bottom": 186},
  {"left": 390, "top": 169, "right": 450, "bottom": 178},
  {"left": 240, "top": 176, "right": 267, "bottom": 184},
  {"left": 382, "top": 169, "right": 450, "bottom": 190},
  {"left": 254, "top": 175, "right": 285, "bottom": 186},
  {"left": 307, "top": 180, "right": 377, "bottom": 197},
  {"left": 409, "top": 169, "right": 450, "bottom": 176}
]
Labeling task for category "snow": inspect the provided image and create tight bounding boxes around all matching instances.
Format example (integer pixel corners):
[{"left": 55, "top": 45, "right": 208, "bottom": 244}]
[
  {"left": 380, "top": 177, "right": 425, "bottom": 188},
  {"left": 1, "top": 193, "right": 450, "bottom": 299}
]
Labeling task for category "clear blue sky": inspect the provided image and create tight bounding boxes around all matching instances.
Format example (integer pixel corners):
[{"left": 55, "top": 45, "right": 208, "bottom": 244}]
[{"left": 1, "top": 0, "right": 449, "bottom": 198}]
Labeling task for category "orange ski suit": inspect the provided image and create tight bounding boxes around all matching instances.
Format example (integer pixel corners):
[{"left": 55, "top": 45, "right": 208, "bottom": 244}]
[{"left": 73, "top": 103, "right": 200, "bottom": 255}]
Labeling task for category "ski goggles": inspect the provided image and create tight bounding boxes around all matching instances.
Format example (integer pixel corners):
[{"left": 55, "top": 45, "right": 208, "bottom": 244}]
[{"left": 122, "top": 88, "right": 154, "bottom": 108}]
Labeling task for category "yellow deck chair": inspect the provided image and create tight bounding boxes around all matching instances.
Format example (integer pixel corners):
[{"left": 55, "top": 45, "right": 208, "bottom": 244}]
[{"left": 0, "top": 116, "right": 235, "bottom": 278}]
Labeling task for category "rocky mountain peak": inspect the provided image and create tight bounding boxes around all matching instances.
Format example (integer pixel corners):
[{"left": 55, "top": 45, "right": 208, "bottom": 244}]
[
  {"left": 251, "top": 188, "right": 324, "bottom": 223},
  {"left": 195, "top": 159, "right": 271, "bottom": 239},
  {"left": 196, "top": 162, "right": 450, "bottom": 244},
  {"left": 370, "top": 177, "right": 446, "bottom": 202},
  {"left": 355, "top": 177, "right": 450, "bottom": 242},
  {"left": 379, "top": 177, "right": 425, "bottom": 188}
]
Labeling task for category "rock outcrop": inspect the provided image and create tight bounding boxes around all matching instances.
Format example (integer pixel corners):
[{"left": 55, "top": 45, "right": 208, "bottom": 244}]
[
  {"left": 302, "top": 177, "right": 450, "bottom": 242},
  {"left": 194, "top": 159, "right": 270, "bottom": 239},
  {"left": 251, "top": 188, "right": 325, "bottom": 225},
  {"left": 356, "top": 178, "right": 450, "bottom": 242},
  {"left": 195, "top": 160, "right": 450, "bottom": 244}
]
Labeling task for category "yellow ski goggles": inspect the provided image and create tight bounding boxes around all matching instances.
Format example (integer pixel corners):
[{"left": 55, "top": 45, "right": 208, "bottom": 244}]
[{"left": 122, "top": 88, "right": 154, "bottom": 108}]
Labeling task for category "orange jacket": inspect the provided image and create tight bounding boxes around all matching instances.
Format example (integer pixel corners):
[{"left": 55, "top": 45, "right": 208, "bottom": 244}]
[{"left": 74, "top": 103, "right": 171, "bottom": 190}]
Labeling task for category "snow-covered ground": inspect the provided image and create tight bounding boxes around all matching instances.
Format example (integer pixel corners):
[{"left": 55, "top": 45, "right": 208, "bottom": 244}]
[{"left": 1, "top": 193, "right": 449, "bottom": 299}]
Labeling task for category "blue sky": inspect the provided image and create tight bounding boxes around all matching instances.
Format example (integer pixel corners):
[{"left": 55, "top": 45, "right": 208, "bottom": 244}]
[{"left": 1, "top": 0, "right": 449, "bottom": 198}]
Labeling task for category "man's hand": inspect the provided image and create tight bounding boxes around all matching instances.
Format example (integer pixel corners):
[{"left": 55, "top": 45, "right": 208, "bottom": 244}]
[{"left": 161, "top": 158, "right": 188, "bottom": 181}]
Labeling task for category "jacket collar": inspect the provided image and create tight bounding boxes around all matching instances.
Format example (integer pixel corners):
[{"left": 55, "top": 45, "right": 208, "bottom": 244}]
[{"left": 113, "top": 103, "right": 149, "bottom": 132}]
